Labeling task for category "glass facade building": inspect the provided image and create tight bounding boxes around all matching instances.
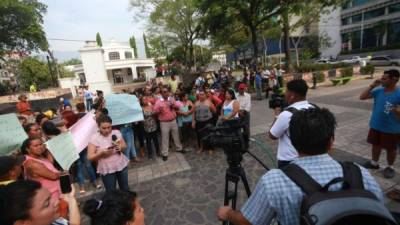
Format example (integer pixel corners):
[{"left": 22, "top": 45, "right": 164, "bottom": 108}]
[{"left": 340, "top": 0, "right": 400, "bottom": 51}]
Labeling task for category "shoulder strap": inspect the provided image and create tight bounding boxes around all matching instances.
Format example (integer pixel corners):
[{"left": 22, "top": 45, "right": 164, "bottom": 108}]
[
  {"left": 339, "top": 161, "right": 364, "bottom": 190},
  {"left": 309, "top": 102, "right": 320, "bottom": 109},
  {"left": 282, "top": 164, "right": 322, "bottom": 196},
  {"left": 284, "top": 107, "right": 298, "bottom": 114}
]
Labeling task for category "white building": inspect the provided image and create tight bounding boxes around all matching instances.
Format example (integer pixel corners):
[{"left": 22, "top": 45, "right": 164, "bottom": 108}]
[
  {"left": 60, "top": 39, "right": 155, "bottom": 96},
  {"left": 212, "top": 51, "right": 227, "bottom": 66}
]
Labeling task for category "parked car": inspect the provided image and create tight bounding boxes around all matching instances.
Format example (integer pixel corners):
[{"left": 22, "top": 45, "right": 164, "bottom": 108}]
[
  {"left": 368, "top": 56, "right": 400, "bottom": 66},
  {"left": 341, "top": 56, "right": 369, "bottom": 64}
]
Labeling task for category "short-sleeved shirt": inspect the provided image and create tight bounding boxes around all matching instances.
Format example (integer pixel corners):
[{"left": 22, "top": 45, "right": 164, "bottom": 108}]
[
  {"left": 84, "top": 90, "right": 93, "bottom": 99},
  {"left": 269, "top": 100, "right": 314, "bottom": 161},
  {"left": 241, "top": 154, "right": 384, "bottom": 225},
  {"left": 153, "top": 97, "right": 179, "bottom": 122},
  {"left": 16, "top": 101, "right": 32, "bottom": 116},
  {"left": 370, "top": 87, "right": 400, "bottom": 134},
  {"left": 89, "top": 130, "right": 129, "bottom": 175}
]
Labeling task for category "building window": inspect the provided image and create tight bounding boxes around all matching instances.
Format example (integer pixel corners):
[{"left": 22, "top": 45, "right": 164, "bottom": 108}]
[
  {"left": 351, "top": 30, "right": 361, "bottom": 49},
  {"left": 353, "top": 0, "right": 372, "bottom": 7},
  {"left": 362, "top": 27, "right": 378, "bottom": 48},
  {"left": 352, "top": 14, "right": 362, "bottom": 23},
  {"left": 342, "top": 17, "right": 351, "bottom": 25},
  {"left": 125, "top": 51, "right": 132, "bottom": 59},
  {"left": 112, "top": 69, "right": 124, "bottom": 84},
  {"left": 388, "top": 22, "right": 400, "bottom": 45},
  {"left": 109, "top": 52, "right": 120, "bottom": 60},
  {"left": 364, "top": 8, "right": 385, "bottom": 20},
  {"left": 389, "top": 3, "right": 400, "bottom": 13}
]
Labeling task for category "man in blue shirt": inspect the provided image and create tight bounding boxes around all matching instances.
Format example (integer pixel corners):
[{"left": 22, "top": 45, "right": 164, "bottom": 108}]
[
  {"left": 217, "top": 107, "right": 383, "bottom": 225},
  {"left": 360, "top": 69, "right": 400, "bottom": 178}
]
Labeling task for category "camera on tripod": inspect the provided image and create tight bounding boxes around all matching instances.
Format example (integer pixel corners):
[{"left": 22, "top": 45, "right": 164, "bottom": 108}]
[
  {"left": 268, "top": 86, "right": 287, "bottom": 109},
  {"left": 201, "top": 119, "right": 248, "bottom": 166}
]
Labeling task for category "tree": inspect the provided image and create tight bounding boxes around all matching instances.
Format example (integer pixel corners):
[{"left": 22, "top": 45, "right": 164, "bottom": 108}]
[
  {"left": 129, "top": 36, "right": 138, "bottom": 57},
  {"left": 199, "top": 0, "right": 289, "bottom": 67},
  {"left": 0, "top": 0, "right": 48, "bottom": 56},
  {"left": 96, "top": 32, "right": 103, "bottom": 47},
  {"left": 143, "top": 33, "right": 151, "bottom": 58},
  {"left": 63, "top": 58, "right": 82, "bottom": 66},
  {"left": 131, "top": 0, "right": 203, "bottom": 70},
  {"left": 280, "top": 1, "right": 343, "bottom": 71},
  {"left": 18, "top": 57, "right": 53, "bottom": 90}
]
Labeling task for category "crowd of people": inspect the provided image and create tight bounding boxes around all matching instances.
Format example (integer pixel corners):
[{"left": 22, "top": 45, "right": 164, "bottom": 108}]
[{"left": 1, "top": 66, "right": 399, "bottom": 225}]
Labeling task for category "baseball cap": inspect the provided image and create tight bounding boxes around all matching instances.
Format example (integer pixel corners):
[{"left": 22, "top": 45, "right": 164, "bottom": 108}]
[
  {"left": 239, "top": 83, "right": 247, "bottom": 89},
  {"left": 0, "top": 155, "right": 25, "bottom": 177}
]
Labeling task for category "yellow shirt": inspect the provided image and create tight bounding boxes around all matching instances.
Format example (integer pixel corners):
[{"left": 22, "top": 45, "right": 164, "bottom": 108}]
[{"left": 169, "top": 80, "right": 178, "bottom": 93}]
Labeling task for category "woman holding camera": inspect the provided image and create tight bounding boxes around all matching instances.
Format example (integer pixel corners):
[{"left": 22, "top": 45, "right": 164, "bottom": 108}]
[{"left": 88, "top": 115, "right": 128, "bottom": 192}]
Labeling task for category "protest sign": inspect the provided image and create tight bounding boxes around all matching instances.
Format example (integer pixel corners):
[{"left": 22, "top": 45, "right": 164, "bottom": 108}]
[
  {"left": 0, "top": 113, "right": 28, "bottom": 155},
  {"left": 70, "top": 111, "right": 97, "bottom": 153},
  {"left": 105, "top": 94, "right": 144, "bottom": 125},
  {"left": 46, "top": 132, "right": 79, "bottom": 170}
]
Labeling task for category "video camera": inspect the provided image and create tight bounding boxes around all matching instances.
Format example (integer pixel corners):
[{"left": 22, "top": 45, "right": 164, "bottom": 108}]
[
  {"left": 268, "top": 86, "right": 287, "bottom": 109},
  {"left": 202, "top": 119, "right": 248, "bottom": 167}
]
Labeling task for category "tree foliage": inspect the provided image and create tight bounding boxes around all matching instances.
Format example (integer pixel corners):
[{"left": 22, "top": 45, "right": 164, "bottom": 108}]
[
  {"left": 131, "top": 0, "right": 203, "bottom": 70},
  {"left": 129, "top": 36, "right": 138, "bottom": 57},
  {"left": 62, "top": 58, "right": 82, "bottom": 66},
  {"left": 143, "top": 33, "right": 151, "bottom": 58},
  {"left": 0, "top": 0, "right": 48, "bottom": 56},
  {"left": 96, "top": 32, "right": 103, "bottom": 47},
  {"left": 199, "top": 0, "right": 288, "bottom": 66},
  {"left": 18, "top": 57, "right": 53, "bottom": 90}
]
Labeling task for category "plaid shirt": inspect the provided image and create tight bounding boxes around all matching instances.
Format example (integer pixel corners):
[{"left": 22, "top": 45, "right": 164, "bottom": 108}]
[{"left": 241, "top": 154, "right": 384, "bottom": 225}]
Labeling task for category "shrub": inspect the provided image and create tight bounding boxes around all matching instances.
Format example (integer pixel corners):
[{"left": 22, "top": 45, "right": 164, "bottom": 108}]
[
  {"left": 340, "top": 67, "right": 353, "bottom": 77},
  {"left": 331, "top": 79, "right": 341, "bottom": 86},
  {"left": 360, "top": 64, "right": 375, "bottom": 75},
  {"left": 342, "top": 77, "right": 352, "bottom": 85},
  {"left": 294, "top": 62, "right": 352, "bottom": 73}
]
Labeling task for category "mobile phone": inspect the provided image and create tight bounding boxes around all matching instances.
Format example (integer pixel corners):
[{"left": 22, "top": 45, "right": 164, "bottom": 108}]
[{"left": 60, "top": 174, "right": 72, "bottom": 194}]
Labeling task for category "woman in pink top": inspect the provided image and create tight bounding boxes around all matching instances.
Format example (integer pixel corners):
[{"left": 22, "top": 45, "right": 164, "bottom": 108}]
[
  {"left": 22, "top": 137, "right": 61, "bottom": 200},
  {"left": 88, "top": 115, "right": 129, "bottom": 191}
]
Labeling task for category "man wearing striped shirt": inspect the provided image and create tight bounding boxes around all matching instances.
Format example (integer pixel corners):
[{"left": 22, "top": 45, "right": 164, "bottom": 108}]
[{"left": 217, "top": 107, "right": 383, "bottom": 225}]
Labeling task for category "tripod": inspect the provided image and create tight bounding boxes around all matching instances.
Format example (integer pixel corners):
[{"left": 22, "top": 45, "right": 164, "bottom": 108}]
[{"left": 223, "top": 162, "right": 251, "bottom": 225}]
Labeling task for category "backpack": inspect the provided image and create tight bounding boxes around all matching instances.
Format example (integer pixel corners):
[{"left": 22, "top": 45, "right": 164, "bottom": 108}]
[{"left": 282, "top": 162, "right": 397, "bottom": 225}]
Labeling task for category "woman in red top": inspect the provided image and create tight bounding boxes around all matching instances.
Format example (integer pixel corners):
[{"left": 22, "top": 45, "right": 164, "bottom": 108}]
[{"left": 16, "top": 94, "right": 33, "bottom": 116}]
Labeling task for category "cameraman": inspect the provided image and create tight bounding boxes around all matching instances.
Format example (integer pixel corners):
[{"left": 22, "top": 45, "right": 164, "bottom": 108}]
[
  {"left": 218, "top": 107, "right": 383, "bottom": 225},
  {"left": 268, "top": 79, "right": 314, "bottom": 169}
]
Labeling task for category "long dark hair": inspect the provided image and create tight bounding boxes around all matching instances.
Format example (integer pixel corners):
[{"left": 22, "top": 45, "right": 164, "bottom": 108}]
[
  {"left": 226, "top": 89, "right": 236, "bottom": 100},
  {"left": 84, "top": 191, "right": 137, "bottom": 225},
  {"left": 21, "top": 137, "right": 42, "bottom": 155},
  {"left": 0, "top": 180, "right": 42, "bottom": 225}
]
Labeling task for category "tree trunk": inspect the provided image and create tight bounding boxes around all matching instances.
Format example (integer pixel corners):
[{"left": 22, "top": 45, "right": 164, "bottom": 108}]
[
  {"left": 250, "top": 25, "right": 259, "bottom": 70},
  {"left": 282, "top": 9, "right": 292, "bottom": 73},
  {"left": 188, "top": 42, "right": 194, "bottom": 71},
  {"left": 47, "top": 50, "right": 60, "bottom": 87}
]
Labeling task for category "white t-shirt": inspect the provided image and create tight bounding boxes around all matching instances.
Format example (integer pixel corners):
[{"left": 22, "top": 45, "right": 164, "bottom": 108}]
[{"left": 269, "top": 100, "right": 314, "bottom": 161}]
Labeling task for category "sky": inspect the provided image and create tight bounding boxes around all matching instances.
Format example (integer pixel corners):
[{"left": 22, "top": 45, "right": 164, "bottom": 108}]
[{"left": 40, "top": 0, "right": 147, "bottom": 61}]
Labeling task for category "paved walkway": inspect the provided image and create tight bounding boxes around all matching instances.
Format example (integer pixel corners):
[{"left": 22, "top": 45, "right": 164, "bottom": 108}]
[{"left": 79, "top": 77, "right": 400, "bottom": 224}]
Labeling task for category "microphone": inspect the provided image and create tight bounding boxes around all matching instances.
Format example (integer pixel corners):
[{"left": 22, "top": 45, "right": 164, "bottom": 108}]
[{"left": 111, "top": 134, "right": 121, "bottom": 154}]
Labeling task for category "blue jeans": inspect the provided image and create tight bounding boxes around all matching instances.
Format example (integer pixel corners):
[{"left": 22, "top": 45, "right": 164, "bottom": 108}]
[
  {"left": 76, "top": 149, "right": 97, "bottom": 186},
  {"left": 121, "top": 126, "right": 137, "bottom": 159},
  {"left": 101, "top": 167, "right": 129, "bottom": 191},
  {"left": 86, "top": 98, "right": 93, "bottom": 111}
]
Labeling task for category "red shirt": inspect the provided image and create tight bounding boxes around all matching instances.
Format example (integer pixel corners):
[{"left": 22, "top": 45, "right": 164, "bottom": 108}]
[
  {"left": 16, "top": 101, "right": 33, "bottom": 116},
  {"left": 153, "top": 97, "right": 179, "bottom": 122},
  {"left": 61, "top": 111, "right": 79, "bottom": 128}
]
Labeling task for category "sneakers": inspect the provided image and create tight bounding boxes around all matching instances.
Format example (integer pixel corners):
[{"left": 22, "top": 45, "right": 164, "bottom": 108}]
[
  {"left": 363, "top": 161, "right": 380, "bottom": 170},
  {"left": 383, "top": 167, "right": 395, "bottom": 179},
  {"left": 162, "top": 156, "right": 168, "bottom": 161}
]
